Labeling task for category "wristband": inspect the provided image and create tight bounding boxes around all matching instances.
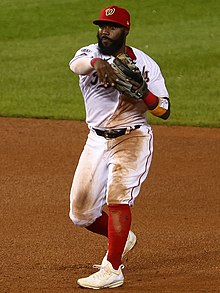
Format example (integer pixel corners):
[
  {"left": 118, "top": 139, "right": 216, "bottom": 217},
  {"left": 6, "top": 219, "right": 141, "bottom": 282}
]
[
  {"left": 149, "top": 97, "right": 169, "bottom": 117},
  {"left": 149, "top": 104, "right": 167, "bottom": 117},
  {"left": 90, "top": 58, "right": 100, "bottom": 68},
  {"left": 143, "top": 91, "right": 158, "bottom": 109}
]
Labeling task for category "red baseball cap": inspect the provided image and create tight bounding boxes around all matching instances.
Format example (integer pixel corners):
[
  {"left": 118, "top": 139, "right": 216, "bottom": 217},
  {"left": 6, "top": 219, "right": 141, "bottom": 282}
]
[{"left": 93, "top": 6, "right": 130, "bottom": 30}]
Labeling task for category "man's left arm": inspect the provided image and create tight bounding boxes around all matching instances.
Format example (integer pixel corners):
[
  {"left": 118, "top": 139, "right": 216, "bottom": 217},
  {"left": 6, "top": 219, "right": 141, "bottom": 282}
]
[
  {"left": 144, "top": 63, "right": 170, "bottom": 120},
  {"left": 143, "top": 92, "right": 170, "bottom": 120},
  {"left": 111, "top": 53, "right": 171, "bottom": 120}
]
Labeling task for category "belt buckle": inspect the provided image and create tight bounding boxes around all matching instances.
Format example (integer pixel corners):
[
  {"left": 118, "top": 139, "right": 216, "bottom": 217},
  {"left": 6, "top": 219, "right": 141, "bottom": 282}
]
[{"left": 104, "top": 130, "right": 113, "bottom": 139}]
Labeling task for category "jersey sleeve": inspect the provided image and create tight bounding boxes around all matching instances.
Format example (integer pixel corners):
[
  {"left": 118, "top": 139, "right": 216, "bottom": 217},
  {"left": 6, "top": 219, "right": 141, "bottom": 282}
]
[
  {"left": 69, "top": 45, "right": 98, "bottom": 66},
  {"left": 69, "top": 45, "right": 100, "bottom": 75},
  {"left": 148, "top": 61, "right": 169, "bottom": 98},
  {"left": 135, "top": 49, "right": 169, "bottom": 99}
]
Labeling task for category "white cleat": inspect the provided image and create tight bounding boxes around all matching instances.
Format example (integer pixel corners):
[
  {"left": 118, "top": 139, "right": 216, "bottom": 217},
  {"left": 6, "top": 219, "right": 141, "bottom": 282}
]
[
  {"left": 77, "top": 260, "right": 124, "bottom": 289},
  {"left": 101, "top": 230, "right": 137, "bottom": 266}
]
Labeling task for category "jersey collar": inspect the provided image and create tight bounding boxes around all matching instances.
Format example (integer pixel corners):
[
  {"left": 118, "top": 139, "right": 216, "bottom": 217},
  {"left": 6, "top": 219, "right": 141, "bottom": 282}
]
[{"left": 125, "top": 46, "right": 136, "bottom": 60}]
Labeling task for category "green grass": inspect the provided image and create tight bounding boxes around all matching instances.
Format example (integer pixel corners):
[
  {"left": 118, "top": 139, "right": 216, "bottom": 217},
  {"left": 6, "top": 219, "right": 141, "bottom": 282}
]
[{"left": 0, "top": 0, "right": 219, "bottom": 127}]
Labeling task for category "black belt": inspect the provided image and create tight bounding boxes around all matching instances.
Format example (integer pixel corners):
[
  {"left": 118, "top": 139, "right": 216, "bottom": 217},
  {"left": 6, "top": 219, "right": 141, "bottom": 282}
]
[{"left": 93, "top": 125, "right": 142, "bottom": 139}]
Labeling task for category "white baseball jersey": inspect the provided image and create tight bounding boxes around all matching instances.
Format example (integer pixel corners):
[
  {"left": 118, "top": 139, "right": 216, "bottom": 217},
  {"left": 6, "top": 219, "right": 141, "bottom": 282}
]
[{"left": 69, "top": 44, "right": 169, "bottom": 129}]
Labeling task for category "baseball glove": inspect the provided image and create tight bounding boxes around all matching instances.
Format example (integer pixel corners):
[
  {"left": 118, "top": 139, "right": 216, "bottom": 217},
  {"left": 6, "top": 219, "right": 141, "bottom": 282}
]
[{"left": 111, "top": 53, "right": 148, "bottom": 100}]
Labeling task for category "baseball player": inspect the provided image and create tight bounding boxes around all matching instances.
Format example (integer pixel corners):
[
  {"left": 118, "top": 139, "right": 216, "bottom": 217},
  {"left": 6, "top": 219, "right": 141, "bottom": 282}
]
[{"left": 69, "top": 5, "right": 170, "bottom": 289}]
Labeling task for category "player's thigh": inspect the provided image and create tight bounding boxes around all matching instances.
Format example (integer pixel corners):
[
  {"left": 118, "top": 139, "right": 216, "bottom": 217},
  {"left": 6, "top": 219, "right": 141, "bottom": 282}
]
[
  {"left": 107, "top": 126, "right": 153, "bottom": 205},
  {"left": 70, "top": 132, "right": 108, "bottom": 225}
]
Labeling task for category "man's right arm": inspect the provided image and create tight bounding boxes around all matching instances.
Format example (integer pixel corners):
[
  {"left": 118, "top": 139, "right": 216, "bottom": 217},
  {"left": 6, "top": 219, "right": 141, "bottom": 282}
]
[
  {"left": 70, "top": 56, "right": 118, "bottom": 87},
  {"left": 69, "top": 57, "right": 95, "bottom": 75}
]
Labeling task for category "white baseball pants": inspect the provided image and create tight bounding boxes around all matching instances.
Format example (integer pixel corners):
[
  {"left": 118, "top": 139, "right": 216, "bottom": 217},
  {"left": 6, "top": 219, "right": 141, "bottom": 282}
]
[{"left": 69, "top": 125, "right": 153, "bottom": 227}]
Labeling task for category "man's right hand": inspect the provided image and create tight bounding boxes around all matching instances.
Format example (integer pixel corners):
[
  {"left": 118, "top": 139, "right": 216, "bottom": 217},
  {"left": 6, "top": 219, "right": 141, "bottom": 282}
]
[{"left": 91, "top": 58, "right": 118, "bottom": 88}]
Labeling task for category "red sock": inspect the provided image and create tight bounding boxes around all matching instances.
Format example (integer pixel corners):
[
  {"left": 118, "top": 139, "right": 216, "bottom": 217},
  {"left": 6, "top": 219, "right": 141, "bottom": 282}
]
[
  {"left": 85, "top": 211, "right": 108, "bottom": 237},
  {"left": 107, "top": 204, "right": 131, "bottom": 270}
]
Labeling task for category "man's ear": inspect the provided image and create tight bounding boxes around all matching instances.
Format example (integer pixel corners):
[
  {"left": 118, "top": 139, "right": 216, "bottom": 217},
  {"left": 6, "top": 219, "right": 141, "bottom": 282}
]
[{"left": 125, "top": 28, "right": 129, "bottom": 36}]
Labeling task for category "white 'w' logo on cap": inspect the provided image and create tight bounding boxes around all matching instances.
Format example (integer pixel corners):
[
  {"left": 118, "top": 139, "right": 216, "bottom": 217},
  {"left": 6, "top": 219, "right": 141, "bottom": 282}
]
[{"left": 105, "top": 8, "right": 115, "bottom": 16}]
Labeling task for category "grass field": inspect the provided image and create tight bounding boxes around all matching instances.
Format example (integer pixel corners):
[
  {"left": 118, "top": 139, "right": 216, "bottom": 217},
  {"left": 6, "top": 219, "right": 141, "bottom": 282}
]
[{"left": 0, "top": 0, "right": 219, "bottom": 127}]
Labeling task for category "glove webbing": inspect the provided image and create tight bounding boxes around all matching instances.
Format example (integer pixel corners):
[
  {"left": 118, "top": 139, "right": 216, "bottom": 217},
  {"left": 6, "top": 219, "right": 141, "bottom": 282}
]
[{"left": 114, "top": 58, "right": 143, "bottom": 83}]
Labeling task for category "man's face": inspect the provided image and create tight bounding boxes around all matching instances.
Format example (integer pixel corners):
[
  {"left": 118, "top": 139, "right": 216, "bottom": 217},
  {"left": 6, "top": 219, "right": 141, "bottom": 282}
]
[{"left": 97, "top": 22, "right": 128, "bottom": 56}]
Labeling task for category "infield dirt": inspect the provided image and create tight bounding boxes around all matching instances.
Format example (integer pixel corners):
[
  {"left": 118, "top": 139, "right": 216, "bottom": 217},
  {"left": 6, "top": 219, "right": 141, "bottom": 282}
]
[{"left": 0, "top": 118, "right": 219, "bottom": 292}]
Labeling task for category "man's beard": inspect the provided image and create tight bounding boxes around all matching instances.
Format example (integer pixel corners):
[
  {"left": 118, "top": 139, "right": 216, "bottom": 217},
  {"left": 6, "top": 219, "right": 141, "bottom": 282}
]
[{"left": 97, "top": 31, "right": 126, "bottom": 56}]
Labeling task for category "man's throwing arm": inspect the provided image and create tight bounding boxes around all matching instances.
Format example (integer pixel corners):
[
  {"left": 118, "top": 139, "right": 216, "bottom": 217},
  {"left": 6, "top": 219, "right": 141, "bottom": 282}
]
[{"left": 69, "top": 57, "right": 95, "bottom": 75}]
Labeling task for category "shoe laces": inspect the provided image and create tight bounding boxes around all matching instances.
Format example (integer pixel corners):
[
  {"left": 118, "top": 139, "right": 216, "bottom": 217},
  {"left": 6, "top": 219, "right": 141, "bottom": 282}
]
[
  {"left": 93, "top": 264, "right": 104, "bottom": 270},
  {"left": 89, "top": 265, "right": 111, "bottom": 280},
  {"left": 93, "top": 264, "right": 125, "bottom": 278}
]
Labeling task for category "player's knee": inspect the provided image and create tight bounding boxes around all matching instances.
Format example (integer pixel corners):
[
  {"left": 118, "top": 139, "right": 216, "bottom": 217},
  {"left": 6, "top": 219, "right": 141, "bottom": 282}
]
[
  {"left": 69, "top": 212, "right": 94, "bottom": 227},
  {"left": 107, "top": 198, "right": 126, "bottom": 206},
  {"left": 69, "top": 206, "right": 100, "bottom": 227},
  {"left": 69, "top": 212, "right": 90, "bottom": 227}
]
